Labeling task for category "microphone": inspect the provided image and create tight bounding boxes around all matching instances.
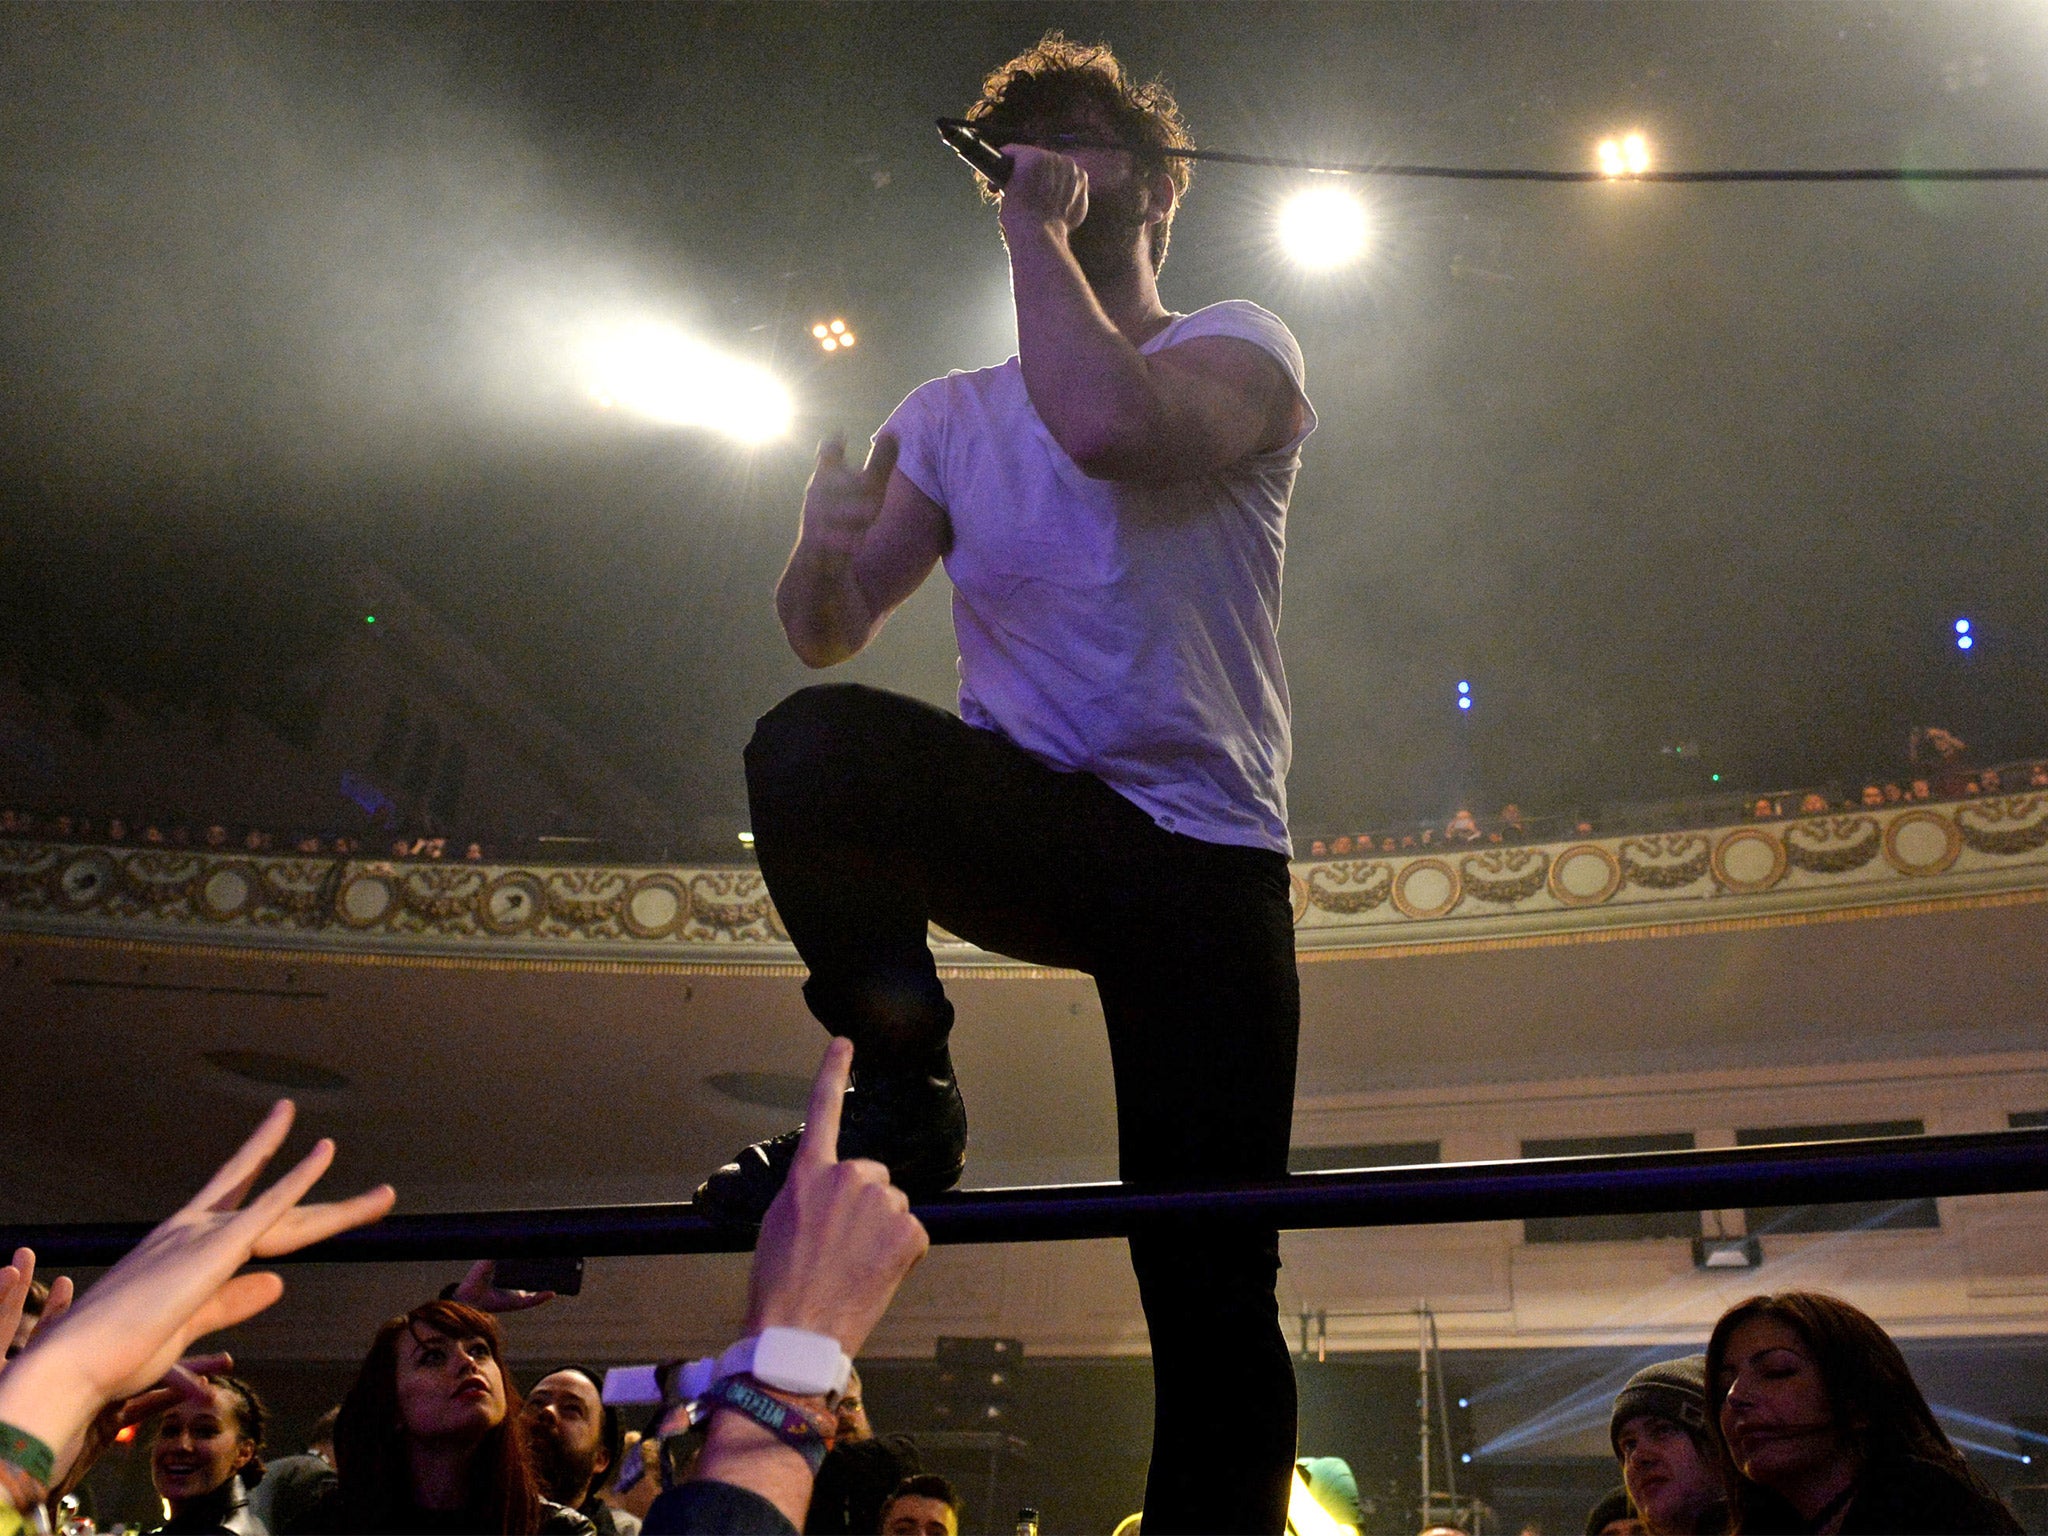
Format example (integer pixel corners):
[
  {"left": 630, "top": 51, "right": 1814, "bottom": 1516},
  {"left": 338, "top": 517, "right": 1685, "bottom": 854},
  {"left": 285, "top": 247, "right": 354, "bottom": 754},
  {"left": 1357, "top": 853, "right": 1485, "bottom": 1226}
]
[{"left": 936, "top": 118, "right": 1012, "bottom": 187}]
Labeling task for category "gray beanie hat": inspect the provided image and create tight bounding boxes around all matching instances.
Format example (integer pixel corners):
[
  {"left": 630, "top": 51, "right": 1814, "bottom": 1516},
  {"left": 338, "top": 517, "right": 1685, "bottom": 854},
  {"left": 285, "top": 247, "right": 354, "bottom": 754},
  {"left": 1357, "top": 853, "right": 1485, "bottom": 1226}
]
[{"left": 1609, "top": 1354, "right": 1709, "bottom": 1455}]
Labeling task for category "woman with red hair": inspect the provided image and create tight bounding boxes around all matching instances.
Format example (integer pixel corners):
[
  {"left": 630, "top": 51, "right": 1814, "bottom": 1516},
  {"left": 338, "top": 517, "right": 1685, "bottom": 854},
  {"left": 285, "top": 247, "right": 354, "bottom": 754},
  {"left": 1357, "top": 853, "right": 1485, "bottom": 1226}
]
[{"left": 279, "top": 1299, "right": 591, "bottom": 1535}]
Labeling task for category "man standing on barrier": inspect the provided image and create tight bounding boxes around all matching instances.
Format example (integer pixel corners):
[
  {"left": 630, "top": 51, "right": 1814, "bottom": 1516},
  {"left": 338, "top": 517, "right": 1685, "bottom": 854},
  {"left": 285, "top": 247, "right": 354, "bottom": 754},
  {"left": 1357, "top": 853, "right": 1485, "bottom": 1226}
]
[{"left": 694, "top": 33, "right": 1316, "bottom": 1533}]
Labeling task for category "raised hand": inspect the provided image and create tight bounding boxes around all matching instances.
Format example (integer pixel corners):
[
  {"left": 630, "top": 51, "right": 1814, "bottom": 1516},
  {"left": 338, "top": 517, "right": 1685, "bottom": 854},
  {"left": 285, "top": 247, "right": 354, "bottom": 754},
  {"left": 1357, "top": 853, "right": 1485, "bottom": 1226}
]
[
  {"left": 47, "top": 1351, "right": 233, "bottom": 1502},
  {"left": 798, "top": 432, "right": 899, "bottom": 564},
  {"left": 998, "top": 143, "right": 1090, "bottom": 239},
  {"left": 0, "top": 1099, "right": 394, "bottom": 1475},
  {"left": 450, "top": 1259, "right": 555, "bottom": 1314},
  {"left": 0, "top": 1249, "right": 72, "bottom": 1361},
  {"left": 743, "top": 1038, "right": 929, "bottom": 1356}
]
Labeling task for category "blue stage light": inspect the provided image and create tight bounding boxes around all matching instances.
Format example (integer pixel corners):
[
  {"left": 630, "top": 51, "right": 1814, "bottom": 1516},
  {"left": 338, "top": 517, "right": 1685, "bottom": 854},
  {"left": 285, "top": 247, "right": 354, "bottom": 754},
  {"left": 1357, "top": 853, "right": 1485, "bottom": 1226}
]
[
  {"left": 1955, "top": 618, "right": 1971, "bottom": 634},
  {"left": 1958, "top": 635, "right": 1974, "bottom": 651},
  {"left": 1457, "top": 680, "right": 1470, "bottom": 695},
  {"left": 1458, "top": 697, "right": 1472, "bottom": 710}
]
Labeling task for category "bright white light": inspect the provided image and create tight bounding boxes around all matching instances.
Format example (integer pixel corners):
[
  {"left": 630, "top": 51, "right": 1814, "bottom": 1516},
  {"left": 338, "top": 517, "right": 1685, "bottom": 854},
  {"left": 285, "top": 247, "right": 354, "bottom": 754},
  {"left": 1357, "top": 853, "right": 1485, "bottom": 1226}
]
[
  {"left": 1458, "top": 697, "right": 1472, "bottom": 710},
  {"left": 1958, "top": 634, "right": 1974, "bottom": 650},
  {"left": 581, "top": 321, "right": 792, "bottom": 444},
  {"left": 1457, "top": 680, "right": 1471, "bottom": 695},
  {"left": 1955, "top": 618, "right": 1971, "bottom": 634},
  {"left": 1598, "top": 132, "right": 1652, "bottom": 178},
  {"left": 1278, "top": 186, "right": 1369, "bottom": 270}
]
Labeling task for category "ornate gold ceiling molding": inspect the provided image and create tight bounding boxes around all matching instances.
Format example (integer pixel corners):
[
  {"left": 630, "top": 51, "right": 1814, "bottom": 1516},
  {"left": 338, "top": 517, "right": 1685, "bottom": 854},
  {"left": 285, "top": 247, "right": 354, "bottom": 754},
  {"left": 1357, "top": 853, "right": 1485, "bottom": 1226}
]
[{"left": 1, "top": 794, "right": 2043, "bottom": 971}]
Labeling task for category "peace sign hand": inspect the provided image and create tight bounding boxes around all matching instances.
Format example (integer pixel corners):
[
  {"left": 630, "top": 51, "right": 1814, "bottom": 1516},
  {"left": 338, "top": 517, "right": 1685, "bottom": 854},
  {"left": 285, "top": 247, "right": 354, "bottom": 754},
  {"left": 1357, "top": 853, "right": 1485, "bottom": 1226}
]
[{"left": 0, "top": 1100, "right": 394, "bottom": 1472}]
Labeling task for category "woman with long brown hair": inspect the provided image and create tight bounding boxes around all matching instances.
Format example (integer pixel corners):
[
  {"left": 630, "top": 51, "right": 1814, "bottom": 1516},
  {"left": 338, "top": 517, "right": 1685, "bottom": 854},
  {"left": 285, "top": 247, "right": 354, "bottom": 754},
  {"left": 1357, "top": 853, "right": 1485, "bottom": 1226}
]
[
  {"left": 278, "top": 1299, "right": 591, "bottom": 1535},
  {"left": 1705, "top": 1291, "right": 2019, "bottom": 1535}
]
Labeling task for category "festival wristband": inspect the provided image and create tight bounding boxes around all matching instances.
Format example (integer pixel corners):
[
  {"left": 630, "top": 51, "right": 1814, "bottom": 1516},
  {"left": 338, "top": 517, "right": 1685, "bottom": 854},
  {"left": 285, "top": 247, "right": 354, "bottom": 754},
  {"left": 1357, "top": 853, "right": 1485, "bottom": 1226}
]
[
  {"left": 700, "top": 1375, "right": 833, "bottom": 1474},
  {"left": 0, "top": 1425, "right": 51, "bottom": 1492}
]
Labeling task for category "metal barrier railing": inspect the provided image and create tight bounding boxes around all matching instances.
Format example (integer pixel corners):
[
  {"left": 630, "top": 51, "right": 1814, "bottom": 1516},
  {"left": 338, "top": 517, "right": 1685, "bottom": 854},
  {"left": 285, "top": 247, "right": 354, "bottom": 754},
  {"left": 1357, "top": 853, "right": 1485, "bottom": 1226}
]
[{"left": 12, "top": 1127, "right": 2048, "bottom": 1266}]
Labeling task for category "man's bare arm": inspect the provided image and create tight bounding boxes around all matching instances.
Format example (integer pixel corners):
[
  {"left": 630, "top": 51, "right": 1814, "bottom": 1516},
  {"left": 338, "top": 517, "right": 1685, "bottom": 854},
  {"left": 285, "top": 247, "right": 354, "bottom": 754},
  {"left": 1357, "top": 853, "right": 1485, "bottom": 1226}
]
[
  {"left": 1000, "top": 147, "right": 1305, "bottom": 483},
  {"left": 774, "top": 436, "right": 951, "bottom": 668}
]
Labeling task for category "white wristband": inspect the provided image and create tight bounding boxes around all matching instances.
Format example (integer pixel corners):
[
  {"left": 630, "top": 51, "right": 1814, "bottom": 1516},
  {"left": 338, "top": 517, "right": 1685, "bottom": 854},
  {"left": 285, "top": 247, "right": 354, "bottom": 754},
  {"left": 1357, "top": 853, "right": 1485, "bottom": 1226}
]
[{"left": 676, "top": 1327, "right": 852, "bottom": 1402}]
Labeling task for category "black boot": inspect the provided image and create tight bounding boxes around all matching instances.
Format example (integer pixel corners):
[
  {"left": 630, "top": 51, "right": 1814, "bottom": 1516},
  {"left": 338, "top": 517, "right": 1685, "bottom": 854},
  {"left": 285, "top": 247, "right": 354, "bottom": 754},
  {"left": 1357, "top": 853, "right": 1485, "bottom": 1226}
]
[{"left": 693, "top": 1051, "right": 969, "bottom": 1230}]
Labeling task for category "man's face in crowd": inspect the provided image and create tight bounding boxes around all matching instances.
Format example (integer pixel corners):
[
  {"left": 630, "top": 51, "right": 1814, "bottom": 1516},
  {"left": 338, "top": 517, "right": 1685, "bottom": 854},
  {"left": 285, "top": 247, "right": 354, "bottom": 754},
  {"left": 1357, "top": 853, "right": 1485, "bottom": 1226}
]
[
  {"left": 881, "top": 1494, "right": 959, "bottom": 1536},
  {"left": 1616, "top": 1413, "right": 1720, "bottom": 1535},
  {"left": 521, "top": 1369, "right": 610, "bottom": 1505},
  {"left": 833, "top": 1366, "right": 871, "bottom": 1443}
]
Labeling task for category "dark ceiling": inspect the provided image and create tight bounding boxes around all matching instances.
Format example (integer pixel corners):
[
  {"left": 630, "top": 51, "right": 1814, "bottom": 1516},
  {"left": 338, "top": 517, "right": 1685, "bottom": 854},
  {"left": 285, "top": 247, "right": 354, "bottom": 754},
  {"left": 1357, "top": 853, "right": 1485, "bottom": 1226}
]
[{"left": 4, "top": 2, "right": 2046, "bottom": 846}]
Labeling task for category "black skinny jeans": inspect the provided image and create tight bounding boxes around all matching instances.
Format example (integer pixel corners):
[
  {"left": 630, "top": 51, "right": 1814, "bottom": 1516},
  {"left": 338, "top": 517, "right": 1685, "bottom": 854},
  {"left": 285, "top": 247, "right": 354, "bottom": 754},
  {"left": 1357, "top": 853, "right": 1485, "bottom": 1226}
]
[{"left": 745, "top": 683, "right": 1300, "bottom": 1535}]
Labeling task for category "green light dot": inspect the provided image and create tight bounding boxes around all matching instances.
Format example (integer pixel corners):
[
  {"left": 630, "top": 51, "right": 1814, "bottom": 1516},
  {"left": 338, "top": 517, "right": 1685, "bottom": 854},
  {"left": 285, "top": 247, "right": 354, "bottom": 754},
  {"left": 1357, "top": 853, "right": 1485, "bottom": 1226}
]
[
  {"left": 1711, "top": 773, "right": 1721, "bottom": 782},
  {"left": 365, "top": 615, "right": 377, "bottom": 624}
]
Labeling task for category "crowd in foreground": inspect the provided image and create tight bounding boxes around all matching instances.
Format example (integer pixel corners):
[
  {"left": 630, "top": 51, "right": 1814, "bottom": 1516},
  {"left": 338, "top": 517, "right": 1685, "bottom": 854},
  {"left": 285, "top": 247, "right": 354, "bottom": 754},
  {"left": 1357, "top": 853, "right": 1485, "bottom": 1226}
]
[
  {"left": 0, "top": 1040, "right": 2029, "bottom": 1536},
  {"left": 0, "top": 1040, "right": 930, "bottom": 1536},
  {"left": 1572, "top": 1295, "right": 2022, "bottom": 1536}
]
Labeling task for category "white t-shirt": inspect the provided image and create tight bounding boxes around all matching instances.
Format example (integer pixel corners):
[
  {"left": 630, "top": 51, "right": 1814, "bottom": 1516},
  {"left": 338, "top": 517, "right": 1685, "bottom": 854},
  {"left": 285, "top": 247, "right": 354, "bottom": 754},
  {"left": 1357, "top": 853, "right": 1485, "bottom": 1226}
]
[{"left": 881, "top": 300, "right": 1316, "bottom": 854}]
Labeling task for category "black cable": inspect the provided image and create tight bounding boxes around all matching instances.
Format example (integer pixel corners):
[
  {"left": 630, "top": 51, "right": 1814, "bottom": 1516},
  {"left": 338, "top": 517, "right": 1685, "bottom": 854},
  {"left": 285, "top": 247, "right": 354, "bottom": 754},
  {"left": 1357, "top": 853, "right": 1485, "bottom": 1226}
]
[{"left": 935, "top": 118, "right": 2048, "bottom": 185}]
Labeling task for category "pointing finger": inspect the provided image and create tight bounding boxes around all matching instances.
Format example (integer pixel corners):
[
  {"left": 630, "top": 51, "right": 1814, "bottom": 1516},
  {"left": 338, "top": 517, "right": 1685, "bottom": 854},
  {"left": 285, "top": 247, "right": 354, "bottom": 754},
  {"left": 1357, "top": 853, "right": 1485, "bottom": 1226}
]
[
  {"left": 794, "top": 1037, "right": 855, "bottom": 1170},
  {"left": 815, "top": 434, "right": 848, "bottom": 473}
]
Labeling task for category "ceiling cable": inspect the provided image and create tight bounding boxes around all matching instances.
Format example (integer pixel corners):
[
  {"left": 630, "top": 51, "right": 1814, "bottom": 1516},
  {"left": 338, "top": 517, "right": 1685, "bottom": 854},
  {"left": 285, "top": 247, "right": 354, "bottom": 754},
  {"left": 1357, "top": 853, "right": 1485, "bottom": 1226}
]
[{"left": 936, "top": 119, "right": 2048, "bottom": 185}]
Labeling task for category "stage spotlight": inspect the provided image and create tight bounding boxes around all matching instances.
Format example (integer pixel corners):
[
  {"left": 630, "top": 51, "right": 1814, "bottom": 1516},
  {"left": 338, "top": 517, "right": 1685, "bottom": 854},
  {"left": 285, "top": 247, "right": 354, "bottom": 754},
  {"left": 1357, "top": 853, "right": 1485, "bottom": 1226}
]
[
  {"left": 581, "top": 321, "right": 792, "bottom": 443},
  {"left": 1278, "top": 186, "right": 1369, "bottom": 269},
  {"left": 1958, "top": 635, "right": 1974, "bottom": 650},
  {"left": 814, "top": 317, "right": 858, "bottom": 353},
  {"left": 1955, "top": 618, "right": 1971, "bottom": 633},
  {"left": 1598, "top": 132, "right": 1652, "bottom": 177}
]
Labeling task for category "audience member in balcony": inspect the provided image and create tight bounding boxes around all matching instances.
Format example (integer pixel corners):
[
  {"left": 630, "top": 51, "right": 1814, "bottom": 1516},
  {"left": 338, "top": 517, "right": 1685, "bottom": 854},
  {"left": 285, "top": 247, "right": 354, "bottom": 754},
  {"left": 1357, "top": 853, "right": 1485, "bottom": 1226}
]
[
  {"left": 1609, "top": 1355, "right": 1727, "bottom": 1534},
  {"left": 1446, "top": 807, "right": 1482, "bottom": 842},
  {"left": 876, "top": 1474, "right": 960, "bottom": 1536},
  {"left": 145, "top": 1374, "right": 268, "bottom": 1535},
  {"left": 276, "top": 1299, "right": 593, "bottom": 1535},
  {"left": 521, "top": 1368, "right": 635, "bottom": 1536},
  {"left": 0, "top": 1102, "right": 392, "bottom": 1536},
  {"left": 1706, "top": 1291, "right": 2020, "bottom": 1534}
]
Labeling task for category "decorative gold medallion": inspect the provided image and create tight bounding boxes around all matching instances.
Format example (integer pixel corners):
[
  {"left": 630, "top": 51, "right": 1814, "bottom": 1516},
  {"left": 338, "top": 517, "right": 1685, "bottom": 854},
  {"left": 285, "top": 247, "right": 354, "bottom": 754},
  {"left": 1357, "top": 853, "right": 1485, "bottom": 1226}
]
[
  {"left": 1711, "top": 829, "right": 1787, "bottom": 893},
  {"left": 1390, "top": 857, "right": 1462, "bottom": 919},
  {"left": 1547, "top": 843, "right": 1622, "bottom": 906}
]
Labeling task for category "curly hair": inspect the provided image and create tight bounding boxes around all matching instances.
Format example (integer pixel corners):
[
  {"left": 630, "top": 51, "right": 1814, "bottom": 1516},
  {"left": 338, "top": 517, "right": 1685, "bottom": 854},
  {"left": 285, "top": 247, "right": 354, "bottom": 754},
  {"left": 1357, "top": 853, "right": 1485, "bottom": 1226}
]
[{"left": 964, "top": 31, "right": 1194, "bottom": 273}]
